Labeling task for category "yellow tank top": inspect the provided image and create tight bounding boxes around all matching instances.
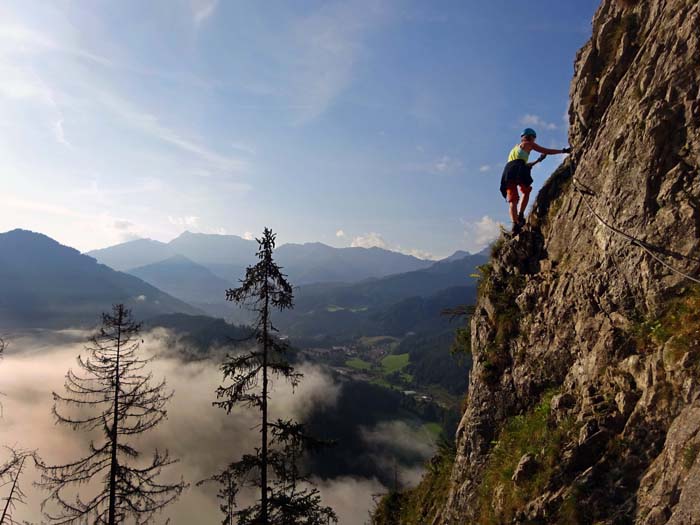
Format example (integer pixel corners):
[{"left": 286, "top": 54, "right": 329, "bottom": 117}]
[{"left": 507, "top": 144, "right": 530, "bottom": 162}]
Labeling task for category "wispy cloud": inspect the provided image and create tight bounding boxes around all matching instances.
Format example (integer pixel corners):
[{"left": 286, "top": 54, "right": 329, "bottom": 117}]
[
  {"left": 0, "top": 22, "right": 113, "bottom": 66},
  {"left": 0, "top": 14, "right": 249, "bottom": 180},
  {"left": 0, "top": 39, "right": 71, "bottom": 148},
  {"left": 519, "top": 113, "right": 557, "bottom": 131},
  {"left": 191, "top": 0, "right": 219, "bottom": 27},
  {"left": 433, "top": 155, "right": 463, "bottom": 175},
  {"left": 479, "top": 164, "right": 491, "bottom": 172},
  {"left": 283, "top": 1, "right": 390, "bottom": 124},
  {"left": 230, "top": 141, "right": 257, "bottom": 156},
  {"left": 96, "top": 92, "right": 246, "bottom": 174},
  {"left": 335, "top": 229, "right": 346, "bottom": 238}
]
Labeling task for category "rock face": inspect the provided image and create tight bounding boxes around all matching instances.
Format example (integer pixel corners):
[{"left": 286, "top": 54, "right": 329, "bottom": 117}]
[{"left": 434, "top": 0, "right": 700, "bottom": 523}]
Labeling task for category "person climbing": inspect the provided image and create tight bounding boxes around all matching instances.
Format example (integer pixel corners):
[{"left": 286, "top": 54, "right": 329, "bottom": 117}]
[{"left": 500, "top": 128, "right": 571, "bottom": 234}]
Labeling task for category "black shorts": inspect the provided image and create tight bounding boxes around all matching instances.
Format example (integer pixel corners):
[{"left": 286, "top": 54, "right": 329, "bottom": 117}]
[{"left": 500, "top": 159, "right": 533, "bottom": 198}]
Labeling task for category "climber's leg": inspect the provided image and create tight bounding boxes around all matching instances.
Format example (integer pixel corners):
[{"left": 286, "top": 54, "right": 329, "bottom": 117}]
[
  {"left": 506, "top": 183, "right": 520, "bottom": 226},
  {"left": 518, "top": 185, "right": 532, "bottom": 221}
]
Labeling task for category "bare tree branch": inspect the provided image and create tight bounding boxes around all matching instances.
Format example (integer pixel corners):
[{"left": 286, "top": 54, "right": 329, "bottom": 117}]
[{"left": 36, "top": 305, "right": 186, "bottom": 524}]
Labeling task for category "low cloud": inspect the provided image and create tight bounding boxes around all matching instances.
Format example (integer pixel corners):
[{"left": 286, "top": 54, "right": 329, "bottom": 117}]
[
  {"left": 242, "top": 231, "right": 255, "bottom": 241},
  {"left": 0, "top": 329, "right": 408, "bottom": 524},
  {"left": 351, "top": 232, "right": 387, "bottom": 249},
  {"left": 361, "top": 420, "right": 435, "bottom": 459},
  {"left": 397, "top": 247, "right": 436, "bottom": 261},
  {"left": 312, "top": 476, "right": 385, "bottom": 524},
  {"left": 463, "top": 215, "right": 502, "bottom": 252},
  {"left": 351, "top": 233, "right": 437, "bottom": 260},
  {"left": 336, "top": 229, "right": 346, "bottom": 238}
]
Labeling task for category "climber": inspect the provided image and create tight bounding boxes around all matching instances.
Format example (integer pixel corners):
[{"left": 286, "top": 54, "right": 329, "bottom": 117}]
[{"left": 500, "top": 128, "right": 571, "bottom": 234}]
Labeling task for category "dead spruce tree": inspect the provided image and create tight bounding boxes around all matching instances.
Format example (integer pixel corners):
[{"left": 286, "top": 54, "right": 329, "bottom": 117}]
[
  {"left": 38, "top": 304, "right": 185, "bottom": 524},
  {"left": 0, "top": 339, "right": 36, "bottom": 524},
  {"left": 0, "top": 448, "right": 36, "bottom": 525},
  {"left": 208, "top": 228, "right": 336, "bottom": 525}
]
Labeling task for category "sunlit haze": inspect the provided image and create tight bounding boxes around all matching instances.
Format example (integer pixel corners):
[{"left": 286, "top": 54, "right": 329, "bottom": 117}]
[{"left": 0, "top": 1, "right": 597, "bottom": 257}]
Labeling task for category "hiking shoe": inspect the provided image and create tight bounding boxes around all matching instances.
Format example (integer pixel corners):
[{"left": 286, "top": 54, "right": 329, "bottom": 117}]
[{"left": 511, "top": 222, "right": 522, "bottom": 235}]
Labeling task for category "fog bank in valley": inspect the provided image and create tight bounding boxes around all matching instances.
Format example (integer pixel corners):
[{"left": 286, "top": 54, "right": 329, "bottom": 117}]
[{"left": 0, "top": 329, "right": 434, "bottom": 524}]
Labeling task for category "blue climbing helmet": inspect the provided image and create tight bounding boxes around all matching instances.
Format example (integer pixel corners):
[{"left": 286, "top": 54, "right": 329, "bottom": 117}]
[{"left": 521, "top": 128, "right": 537, "bottom": 138}]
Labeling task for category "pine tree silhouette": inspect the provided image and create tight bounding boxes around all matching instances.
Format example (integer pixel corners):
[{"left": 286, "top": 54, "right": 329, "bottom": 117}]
[{"left": 205, "top": 228, "right": 336, "bottom": 525}]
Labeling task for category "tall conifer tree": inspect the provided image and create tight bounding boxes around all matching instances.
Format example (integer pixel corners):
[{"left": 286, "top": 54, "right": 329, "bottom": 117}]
[{"left": 208, "top": 228, "right": 336, "bottom": 525}]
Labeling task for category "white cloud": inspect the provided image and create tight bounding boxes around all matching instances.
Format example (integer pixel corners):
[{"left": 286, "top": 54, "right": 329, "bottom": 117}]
[
  {"left": 463, "top": 215, "right": 502, "bottom": 252},
  {"left": 397, "top": 247, "right": 436, "bottom": 260},
  {"left": 168, "top": 215, "right": 200, "bottom": 228},
  {"left": 479, "top": 164, "right": 491, "bottom": 172},
  {"left": 242, "top": 231, "right": 254, "bottom": 241},
  {"left": 335, "top": 229, "right": 345, "bottom": 238},
  {"left": 350, "top": 232, "right": 387, "bottom": 249},
  {"left": 520, "top": 114, "right": 557, "bottom": 131},
  {"left": 110, "top": 219, "right": 144, "bottom": 242},
  {"left": 351, "top": 233, "right": 437, "bottom": 260},
  {"left": 433, "top": 155, "right": 463, "bottom": 174}
]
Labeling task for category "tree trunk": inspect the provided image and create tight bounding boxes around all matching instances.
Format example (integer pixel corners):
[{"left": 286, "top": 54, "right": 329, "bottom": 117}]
[
  {"left": 108, "top": 306, "right": 123, "bottom": 525},
  {"left": 261, "top": 263, "right": 270, "bottom": 524}
]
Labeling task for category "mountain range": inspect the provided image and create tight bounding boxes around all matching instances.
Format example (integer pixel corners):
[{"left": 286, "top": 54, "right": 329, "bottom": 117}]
[
  {"left": 1, "top": 229, "right": 486, "bottom": 334},
  {"left": 275, "top": 253, "right": 487, "bottom": 341},
  {"left": 0, "top": 229, "right": 201, "bottom": 329},
  {"left": 87, "top": 231, "right": 434, "bottom": 285}
]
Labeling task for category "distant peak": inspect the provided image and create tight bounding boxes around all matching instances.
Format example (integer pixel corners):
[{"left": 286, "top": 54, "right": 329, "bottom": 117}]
[
  {"left": 3, "top": 228, "right": 63, "bottom": 246},
  {"left": 164, "top": 254, "right": 194, "bottom": 264}
]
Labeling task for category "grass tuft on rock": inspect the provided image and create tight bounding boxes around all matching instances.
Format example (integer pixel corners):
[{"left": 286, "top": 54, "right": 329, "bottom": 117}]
[
  {"left": 631, "top": 285, "right": 700, "bottom": 364},
  {"left": 476, "top": 390, "right": 577, "bottom": 525}
]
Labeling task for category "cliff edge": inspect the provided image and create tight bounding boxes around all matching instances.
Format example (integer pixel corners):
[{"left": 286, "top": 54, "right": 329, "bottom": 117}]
[{"left": 376, "top": 0, "right": 700, "bottom": 523}]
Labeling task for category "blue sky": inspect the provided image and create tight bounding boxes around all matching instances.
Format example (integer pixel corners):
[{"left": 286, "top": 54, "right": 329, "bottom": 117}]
[{"left": 0, "top": 0, "right": 599, "bottom": 258}]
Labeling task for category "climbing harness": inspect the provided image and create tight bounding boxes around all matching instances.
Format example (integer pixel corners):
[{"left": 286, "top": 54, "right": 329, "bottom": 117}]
[{"left": 569, "top": 156, "right": 700, "bottom": 285}]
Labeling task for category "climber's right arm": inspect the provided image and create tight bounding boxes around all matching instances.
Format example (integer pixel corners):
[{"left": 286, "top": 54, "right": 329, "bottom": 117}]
[{"left": 531, "top": 143, "right": 570, "bottom": 155}]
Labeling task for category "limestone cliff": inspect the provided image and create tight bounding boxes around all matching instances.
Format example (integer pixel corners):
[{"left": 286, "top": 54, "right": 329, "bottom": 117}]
[{"left": 375, "top": 0, "right": 700, "bottom": 523}]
